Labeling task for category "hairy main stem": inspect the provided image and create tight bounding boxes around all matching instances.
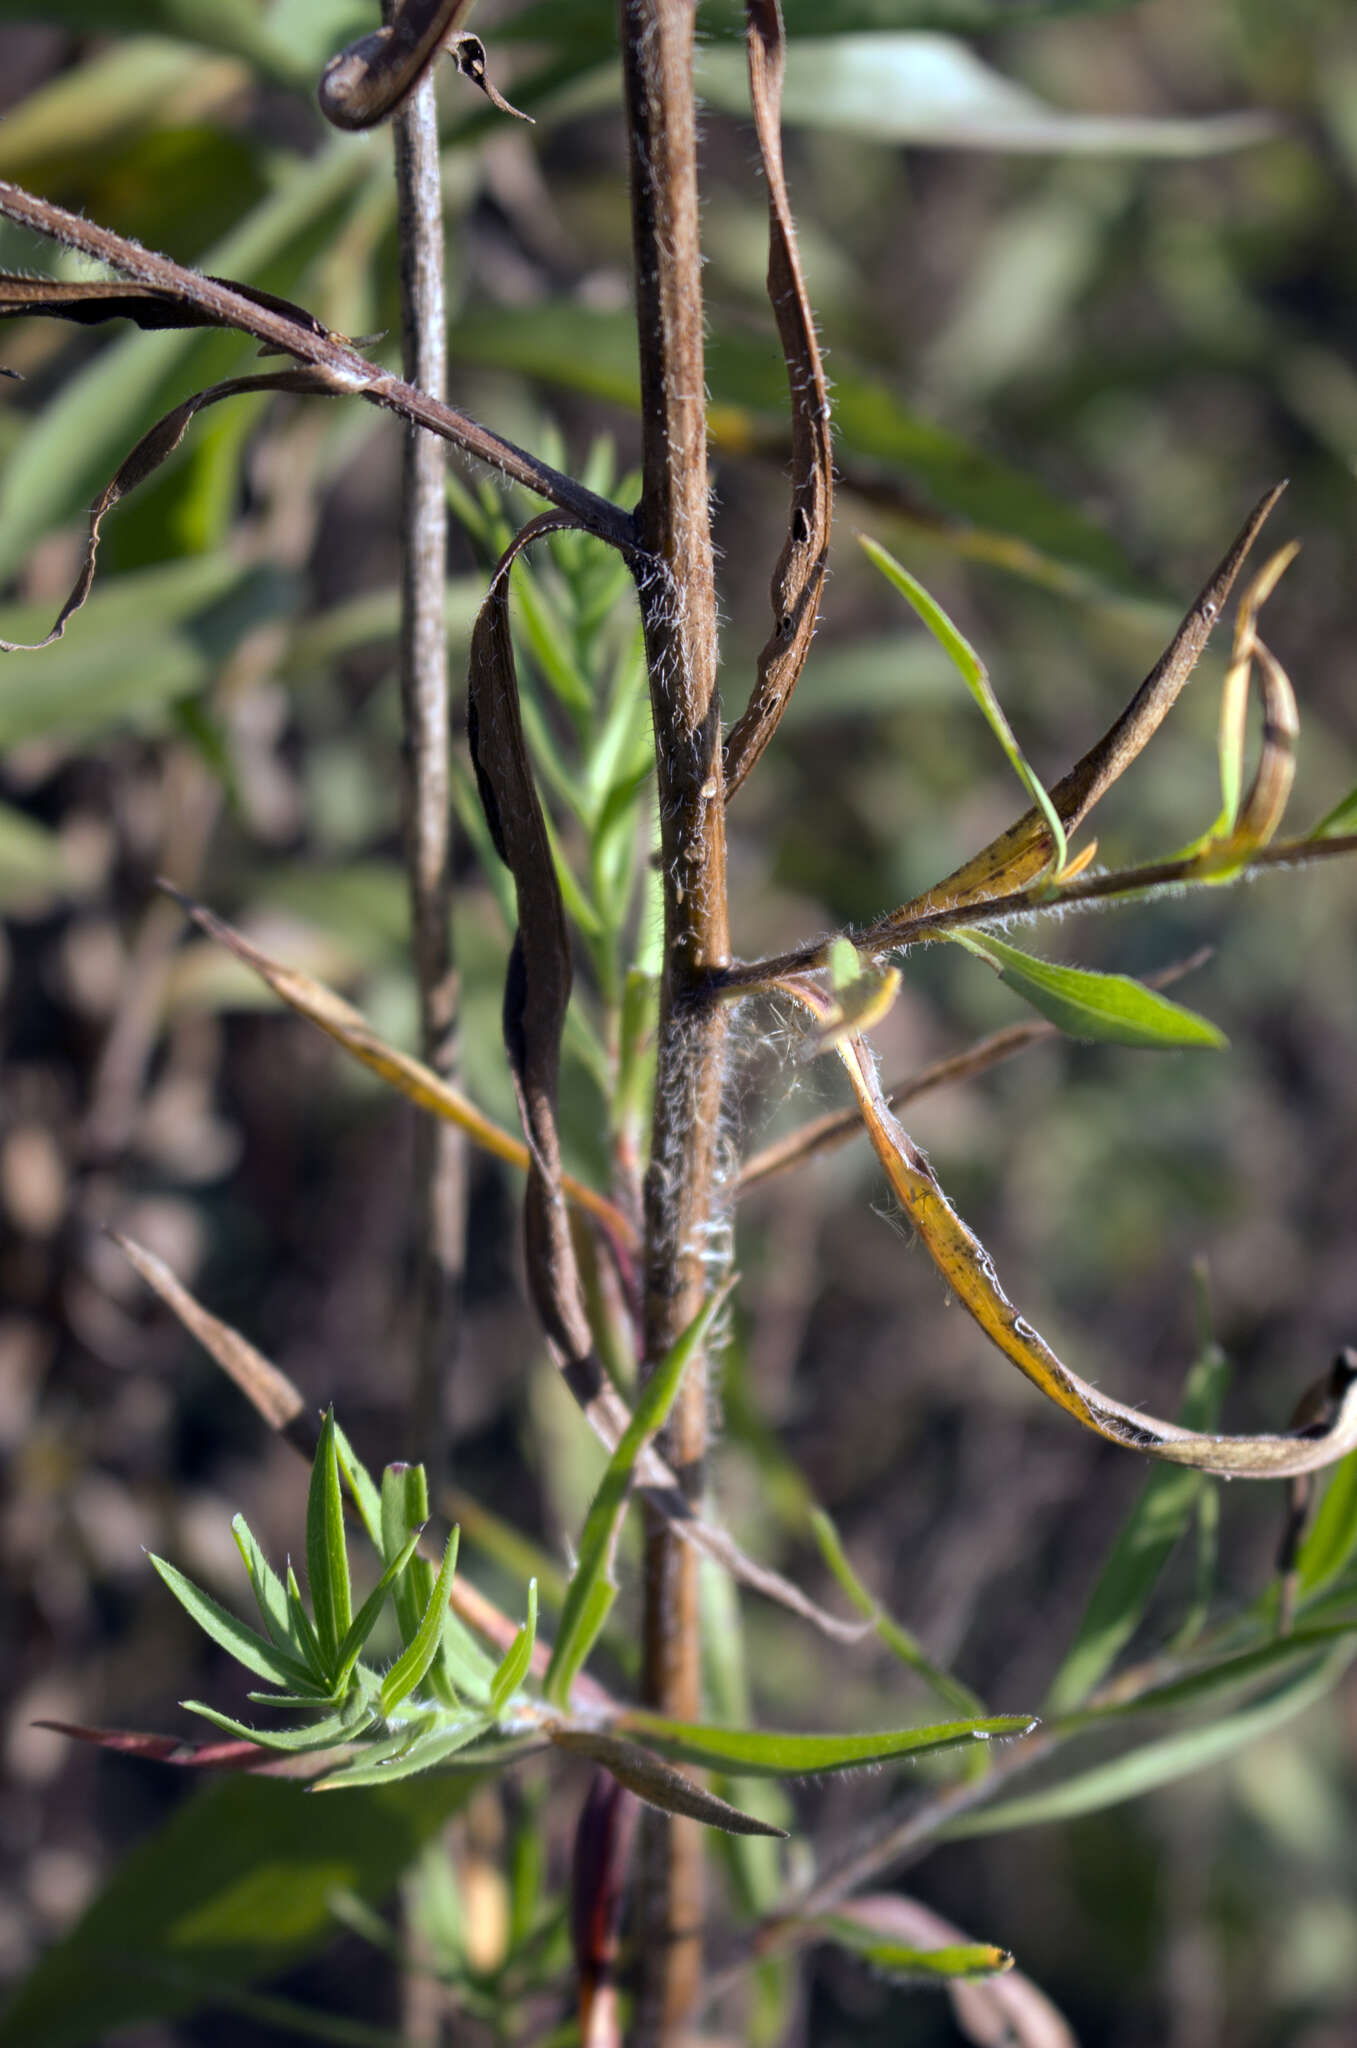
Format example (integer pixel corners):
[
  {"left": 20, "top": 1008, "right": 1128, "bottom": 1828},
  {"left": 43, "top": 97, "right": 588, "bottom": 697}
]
[
  {"left": 389, "top": 56, "right": 464, "bottom": 1473},
  {"left": 620, "top": 0, "right": 730, "bottom": 2036}
]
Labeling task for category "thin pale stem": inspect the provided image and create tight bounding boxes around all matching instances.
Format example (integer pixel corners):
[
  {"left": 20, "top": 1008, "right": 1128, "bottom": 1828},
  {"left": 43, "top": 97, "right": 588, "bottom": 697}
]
[
  {"left": 618, "top": 0, "right": 730, "bottom": 2035},
  {"left": 388, "top": 52, "right": 464, "bottom": 1471}
]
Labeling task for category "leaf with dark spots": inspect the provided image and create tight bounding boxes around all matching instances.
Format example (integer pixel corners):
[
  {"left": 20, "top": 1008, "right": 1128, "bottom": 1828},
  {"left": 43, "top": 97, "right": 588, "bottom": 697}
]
[
  {"left": 723, "top": 0, "right": 833, "bottom": 799},
  {"left": 0, "top": 368, "right": 335, "bottom": 653}
]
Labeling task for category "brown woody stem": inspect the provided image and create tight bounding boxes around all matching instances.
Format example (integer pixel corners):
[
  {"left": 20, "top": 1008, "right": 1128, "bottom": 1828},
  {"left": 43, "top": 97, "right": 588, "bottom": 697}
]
[{"left": 619, "top": 0, "right": 730, "bottom": 2035}]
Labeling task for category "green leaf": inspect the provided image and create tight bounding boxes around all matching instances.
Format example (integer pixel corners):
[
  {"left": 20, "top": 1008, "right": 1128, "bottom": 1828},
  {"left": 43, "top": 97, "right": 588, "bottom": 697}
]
[
  {"left": 1045, "top": 1343, "right": 1230, "bottom": 1713},
  {"left": 544, "top": 1285, "right": 728, "bottom": 1707},
  {"left": 949, "top": 931, "right": 1227, "bottom": 1049},
  {"left": 1298, "top": 1448, "right": 1357, "bottom": 1601},
  {"left": 0, "top": 1770, "right": 481, "bottom": 2048},
  {"left": 1312, "top": 785, "right": 1357, "bottom": 840},
  {"left": 230, "top": 1515, "right": 296, "bottom": 1657},
  {"left": 946, "top": 1645, "right": 1356, "bottom": 1837},
  {"left": 817, "top": 1914, "right": 1011, "bottom": 1982},
  {"left": 333, "top": 1421, "right": 384, "bottom": 1554},
  {"left": 858, "top": 535, "right": 1067, "bottom": 875},
  {"left": 489, "top": 1581, "right": 539, "bottom": 1717},
  {"left": 379, "top": 1526, "right": 460, "bottom": 1719},
  {"left": 182, "top": 1701, "right": 377, "bottom": 1755},
  {"left": 611, "top": 1710, "right": 1036, "bottom": 1776},
  {"left": 694, "top": 32, "right": 1274, "bottom": 155},
  {"left": 315, "top": 1713, "right": 493, "bottom": 1791},
  {"left": 149, "top": 1556, "right": 315, "bottom": 1692},
  {"left": 380, "top": 1462, "right": 430, "bottom": 1647},
  {"left": 333, "top": 1532, "right": 423, "bottom": 1693},
  {"left": 810, "top": 1508, "right": 985, "bottom": 1719},
  {"left": 285, "top": 1564, "right": 326, "bottom": 1678},
  {"left": 306, "top": 1409, "right": 351, "bottom": 1671}
]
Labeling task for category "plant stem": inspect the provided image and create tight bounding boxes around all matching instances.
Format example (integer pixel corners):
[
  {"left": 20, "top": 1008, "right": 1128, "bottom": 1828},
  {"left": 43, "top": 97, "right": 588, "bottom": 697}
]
[
  {"left": 389, "top": 51, "right": 463, "bottom": 1471},
  {"left": 618, "top": 0, "right": 729, "bottom": 2035}
]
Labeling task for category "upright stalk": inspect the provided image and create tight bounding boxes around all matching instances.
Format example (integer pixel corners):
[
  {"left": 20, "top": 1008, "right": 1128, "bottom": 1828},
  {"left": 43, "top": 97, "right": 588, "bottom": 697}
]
[
  {"left": 619, "top": 0, "right": 730, "bottom": 2035},
  {"left": 389, "top": 52, "right": 465, "bottom": 1469}
]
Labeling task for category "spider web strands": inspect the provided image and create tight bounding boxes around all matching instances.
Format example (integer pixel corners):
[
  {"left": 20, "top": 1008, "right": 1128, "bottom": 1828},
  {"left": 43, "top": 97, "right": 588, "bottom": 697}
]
[{"left": 770, "top": 977, "right": 1357, "bottom": 1481}]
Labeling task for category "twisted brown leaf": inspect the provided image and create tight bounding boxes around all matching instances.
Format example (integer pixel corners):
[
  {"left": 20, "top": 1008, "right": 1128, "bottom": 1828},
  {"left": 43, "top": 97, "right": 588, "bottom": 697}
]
[
  {"left": 722, "top": 0, "right": 833, "bottom": 800},
  {"left": 0, "top": 368, "right": 336, "bottom": 652},
  {"left": 318, "top": 0, "right": 528, "bottom": 130},
  {"left": 776, "top": 979, "right": 1357, "bottom": 1480},
  {"left": 466, "top": 518, "right": 868, "bottom": 1641},
  {"left": 864, "top": 484, "right": 1285, "bottom": 944}
]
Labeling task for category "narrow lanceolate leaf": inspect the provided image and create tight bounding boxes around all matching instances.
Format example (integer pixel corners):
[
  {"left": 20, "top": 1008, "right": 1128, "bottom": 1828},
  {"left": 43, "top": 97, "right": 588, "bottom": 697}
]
[
  {"left": 611, "top": 1709, "right": 1035, "bottom": 1775},
  {"left": 776, "top": 976, "right": 1357, "bottom": 1481},
  {"left": 548, "top": 1727, "right": 788, "bottom": 1838},
  {"left": 490, "top": 1581, "right": 539, "bottom": 1715},
  {"left": 1297, "top": 1444, "right": 1357, "bottom": 1599},
  {"left": 0, "top": 369, "right": 335, "bottom": 653},
  {"left": 232, "top": 1515, "right": 299, "bottom": 1657},
  {"left": 381, "top": 1463, "right": 433, "bottom": 1651},
  {"left": 545, "top": 1285, "right": 732, "bottom": 1707},
  {"left": 816, "top": 1914, "right": 1010, "bottom": 1983},
  {"left": 811, "top": 1897, "right": 1073, "bottom": 2046},
  {"left": 333, "top": 1423, "right": 385, "bottom": 1555},
  {"left": 945, "top": 1643, "right": 1357, "bottom": 1838},
  {"left": 163, "top": 893, "right": 634, "bottom": 1250},
  {"left": 149, "top": 1558, "right": 315, "bottom": 1692},
  {"left": 380, "top": 1527, "right": 460, "bottom": 1718},
  {"left": 334, "top": 1533, "right": 424, "bottom": 1692},
  {"left": 1045, "top": 1344, "right": 1229, "bottom": 1714},
  {"left": 722, "top": 0, "right": 833, "bottom": 799},
  {"left": 314, "top": 1714, "right": 494, "bottom": 1790},
  {"left": 860, "top": 535, "right": 1067, "bottom": 878},
  {"left": 1313, "top": 786, "right": 1357, "bottom": 839},
  {"left": 306, "top": 1410, "right": 352, "bottom": 1670},
  {"left": 809, "top": 1508, "right": 985, "bottom": 1719},
  {"left": 182, "top": 1703, "right": 378, "bottom": 1755},
  {"left": 867, "top": 487, "right": 1282, "bottom": 942},
  {"left": 948, "top": 931, "right": 1226, "bottom": 1050},
  {"left": 286, "top": 1565, "right": 326, "bottom": 1679}
]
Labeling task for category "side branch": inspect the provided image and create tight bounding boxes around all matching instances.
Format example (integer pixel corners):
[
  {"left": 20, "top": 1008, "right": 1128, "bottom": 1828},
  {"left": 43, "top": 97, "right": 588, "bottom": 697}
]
[{"left": 0, "top": 179, "right": 636, "bottom": 549}]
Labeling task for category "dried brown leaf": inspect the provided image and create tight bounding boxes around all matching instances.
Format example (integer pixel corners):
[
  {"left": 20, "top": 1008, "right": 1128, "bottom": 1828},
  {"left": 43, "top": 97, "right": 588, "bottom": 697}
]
[
  {"left": 866, "top": 485, "right": 1285, "bottom": 943},
  {"left": 722, "top": 0, "right": 833, "bottom": 799},
  {"left": 776, "top": 980, "right": 1357, "bottom": 1480},
  {"left": 0, "top": 368, "right": 334, "bottom": 652}
]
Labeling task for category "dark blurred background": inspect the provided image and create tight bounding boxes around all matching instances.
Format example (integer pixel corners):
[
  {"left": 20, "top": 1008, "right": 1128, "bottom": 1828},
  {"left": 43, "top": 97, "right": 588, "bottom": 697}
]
[{"left": 2, "top": 0, "right": 1357, "bottom": 2042}]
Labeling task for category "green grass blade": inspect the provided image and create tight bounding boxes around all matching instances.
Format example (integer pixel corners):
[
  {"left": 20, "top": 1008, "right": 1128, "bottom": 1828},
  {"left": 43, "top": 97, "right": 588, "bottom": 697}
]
[
  {"left": 1297, "top": 1447, "right": 1357, "bottom": 1601},
  {"left": 544, "top": 1284, "right": 730, "bottom": 1706},
  {"left": 859, "top": 534, "right": 1067, "bottom": 876},
  {"left": 949, "top": 930, "right": 1227, "bottom": 1049},
  {"left": 817, "top": 1915, "right": 1010, "bottom": 1982}
]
